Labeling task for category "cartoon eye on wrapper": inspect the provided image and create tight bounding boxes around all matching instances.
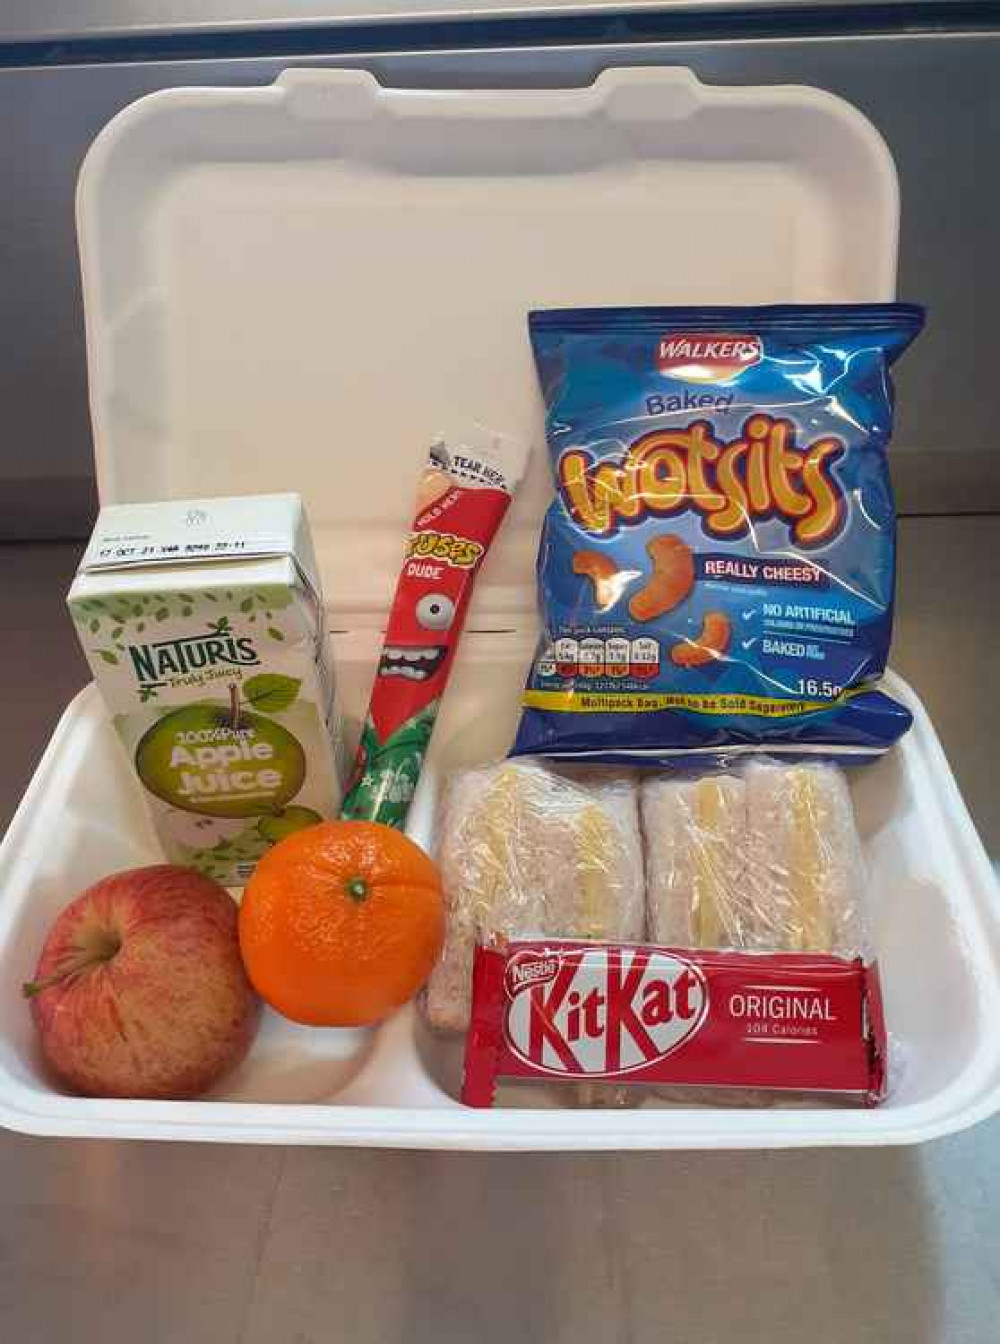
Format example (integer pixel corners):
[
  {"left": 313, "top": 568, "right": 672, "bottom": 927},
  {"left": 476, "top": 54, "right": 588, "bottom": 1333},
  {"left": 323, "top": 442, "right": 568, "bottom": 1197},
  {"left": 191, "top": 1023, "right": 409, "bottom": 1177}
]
[{"left": 416, "top": 593, "right": 456, "bottom": 630}]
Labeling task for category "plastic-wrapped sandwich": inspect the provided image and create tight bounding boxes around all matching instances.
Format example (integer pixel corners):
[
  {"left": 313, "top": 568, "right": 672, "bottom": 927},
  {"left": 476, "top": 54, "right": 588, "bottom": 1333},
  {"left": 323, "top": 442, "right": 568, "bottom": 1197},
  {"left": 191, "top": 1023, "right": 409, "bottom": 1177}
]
[
  {"left": 641, "top": 760, "right": 865, "bottom": 957},
  {"left": 639, "top": 759, "right": 869, "bottom": 1106},
  {"left": 549, "top": 767, "right": 645, "bottom": 945},
  {"left": 425, "top": 759, "right": 643, "bottom": 1034},
  {"left": 640, "top": 774, "right": 748, "bottom": 949},
  {"left": 744, "top": 759, "right": 865, "bottom": 957},
  {"left": 424, "top": 762, "right": 547, "bottom": 1035}
]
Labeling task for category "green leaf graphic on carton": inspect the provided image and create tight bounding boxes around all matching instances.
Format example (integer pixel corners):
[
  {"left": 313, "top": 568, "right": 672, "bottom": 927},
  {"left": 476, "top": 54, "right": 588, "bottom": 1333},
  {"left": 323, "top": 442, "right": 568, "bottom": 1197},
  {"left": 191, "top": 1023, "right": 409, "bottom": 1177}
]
[
  {"left": 188, "top": 819, "right": 272, "bottom": 881},
  {"left": 243, "top": 674, "right": 301, "bottom": 714}
]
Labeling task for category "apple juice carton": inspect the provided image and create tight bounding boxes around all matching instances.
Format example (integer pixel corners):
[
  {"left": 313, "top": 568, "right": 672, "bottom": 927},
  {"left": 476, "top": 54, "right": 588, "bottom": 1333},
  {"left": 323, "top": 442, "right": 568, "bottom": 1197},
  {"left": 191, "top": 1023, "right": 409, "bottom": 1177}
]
[{"left": 68, "top": 494, "right": 342, "bottom": 885}]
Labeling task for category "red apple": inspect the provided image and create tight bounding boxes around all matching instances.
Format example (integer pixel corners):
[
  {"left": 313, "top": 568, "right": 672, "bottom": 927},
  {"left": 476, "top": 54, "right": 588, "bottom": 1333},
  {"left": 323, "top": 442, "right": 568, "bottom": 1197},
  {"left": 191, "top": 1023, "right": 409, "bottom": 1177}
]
[{"left": 24, "top": 865, "right": 259, "bottom": 1100}]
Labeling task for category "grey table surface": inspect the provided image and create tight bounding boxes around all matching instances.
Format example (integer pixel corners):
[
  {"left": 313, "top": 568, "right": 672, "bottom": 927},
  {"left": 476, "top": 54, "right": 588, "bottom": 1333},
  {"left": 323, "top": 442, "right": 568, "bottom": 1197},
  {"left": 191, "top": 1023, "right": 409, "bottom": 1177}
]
[{"left": 2, "top": 518, "right": 998, "bottom": 1344}]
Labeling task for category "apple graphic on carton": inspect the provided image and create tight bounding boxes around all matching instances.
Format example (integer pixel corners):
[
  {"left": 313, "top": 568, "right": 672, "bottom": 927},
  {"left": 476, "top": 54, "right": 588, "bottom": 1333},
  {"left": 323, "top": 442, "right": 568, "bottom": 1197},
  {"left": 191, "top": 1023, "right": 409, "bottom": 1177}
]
[
  {"left": 135, "top": 694, "right": 306, "bottom": 819},
  {"left": 24, "top": 865, "right": 260, "bottom": 1100}
]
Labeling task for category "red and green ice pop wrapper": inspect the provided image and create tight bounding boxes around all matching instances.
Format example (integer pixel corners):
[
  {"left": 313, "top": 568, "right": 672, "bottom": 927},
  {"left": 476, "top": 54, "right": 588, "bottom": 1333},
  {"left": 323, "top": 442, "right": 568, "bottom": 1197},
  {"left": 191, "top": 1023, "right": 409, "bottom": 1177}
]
[{"left": 341, "top": 430, "right": 529, "bottom": 828}]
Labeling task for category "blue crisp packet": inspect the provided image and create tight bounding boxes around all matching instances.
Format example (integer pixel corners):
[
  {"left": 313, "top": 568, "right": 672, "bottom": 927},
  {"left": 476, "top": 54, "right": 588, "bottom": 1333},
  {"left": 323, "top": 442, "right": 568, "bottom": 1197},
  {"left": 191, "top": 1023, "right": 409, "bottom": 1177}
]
[{"left": 513, "top": 304, "right": 925, "bottom": 764}]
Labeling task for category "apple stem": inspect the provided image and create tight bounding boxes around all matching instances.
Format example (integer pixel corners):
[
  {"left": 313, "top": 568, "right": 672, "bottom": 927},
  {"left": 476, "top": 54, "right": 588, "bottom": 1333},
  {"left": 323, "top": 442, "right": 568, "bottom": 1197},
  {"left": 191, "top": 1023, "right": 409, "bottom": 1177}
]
[
  {"left": 23, "top": 972, "right": 65, "bottom": 998},
  {"left": 229, "top": 683, "right": 242, "bottom": 732},
  {"left": 23, "top": 931, "right": 122, "bottom": 998},
  {"left": 345, "top": 877, "right": 368, "bottom": 902},
  {"left": 23, "top": 958, "right": 94, "bottom": 999}
]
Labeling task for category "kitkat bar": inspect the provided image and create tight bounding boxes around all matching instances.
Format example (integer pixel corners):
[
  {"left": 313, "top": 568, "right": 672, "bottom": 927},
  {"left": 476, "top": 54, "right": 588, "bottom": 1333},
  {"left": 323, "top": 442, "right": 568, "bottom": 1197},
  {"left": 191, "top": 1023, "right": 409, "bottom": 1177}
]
[{"left": 462, "top": 940, "right": 886, "bottom": 1107}]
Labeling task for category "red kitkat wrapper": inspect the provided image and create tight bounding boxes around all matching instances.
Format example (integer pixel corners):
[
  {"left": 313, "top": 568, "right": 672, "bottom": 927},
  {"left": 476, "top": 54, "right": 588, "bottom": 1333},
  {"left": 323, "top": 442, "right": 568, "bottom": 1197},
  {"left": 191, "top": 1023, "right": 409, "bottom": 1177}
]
[{"left": 462, "top": 940, "right": 887, "bottom": 1107}]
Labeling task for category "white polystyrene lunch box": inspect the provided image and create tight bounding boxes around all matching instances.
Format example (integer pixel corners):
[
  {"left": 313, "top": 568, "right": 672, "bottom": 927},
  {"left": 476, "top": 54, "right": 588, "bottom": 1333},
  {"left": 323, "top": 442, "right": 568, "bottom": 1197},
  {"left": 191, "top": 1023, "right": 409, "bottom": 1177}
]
[{"left": 2, "top": 67, "right": 999, "bottom": 1148}]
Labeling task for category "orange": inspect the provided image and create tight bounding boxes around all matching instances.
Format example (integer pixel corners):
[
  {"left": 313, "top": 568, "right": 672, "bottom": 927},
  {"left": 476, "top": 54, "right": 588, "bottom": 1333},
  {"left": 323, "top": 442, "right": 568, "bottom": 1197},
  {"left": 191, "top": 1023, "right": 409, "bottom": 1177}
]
[{"left": 238, "top": 820, "right": 444, "bottom": 1027}]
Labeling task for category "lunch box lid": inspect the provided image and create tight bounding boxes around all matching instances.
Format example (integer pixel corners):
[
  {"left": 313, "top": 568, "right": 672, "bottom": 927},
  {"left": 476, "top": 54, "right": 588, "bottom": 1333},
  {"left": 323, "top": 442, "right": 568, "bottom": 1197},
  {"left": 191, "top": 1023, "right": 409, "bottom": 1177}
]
[{"left": 75, "top": 66, "right": 898, "bottom": 630}]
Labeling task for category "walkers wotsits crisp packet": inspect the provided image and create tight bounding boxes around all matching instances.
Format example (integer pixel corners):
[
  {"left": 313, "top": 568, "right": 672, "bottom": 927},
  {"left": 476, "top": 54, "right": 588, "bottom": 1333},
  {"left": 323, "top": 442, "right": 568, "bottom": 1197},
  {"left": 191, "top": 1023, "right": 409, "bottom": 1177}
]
[{"left": 513, "top": 304, "right": 924, "bottom": 765}]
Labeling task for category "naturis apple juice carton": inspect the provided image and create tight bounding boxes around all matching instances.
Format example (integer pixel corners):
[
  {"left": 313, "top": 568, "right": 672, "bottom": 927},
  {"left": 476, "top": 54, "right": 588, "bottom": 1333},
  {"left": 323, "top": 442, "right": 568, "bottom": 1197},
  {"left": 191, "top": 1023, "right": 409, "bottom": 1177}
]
[{"left": 68, "top": 494, "right": 343, "bottom": 885}]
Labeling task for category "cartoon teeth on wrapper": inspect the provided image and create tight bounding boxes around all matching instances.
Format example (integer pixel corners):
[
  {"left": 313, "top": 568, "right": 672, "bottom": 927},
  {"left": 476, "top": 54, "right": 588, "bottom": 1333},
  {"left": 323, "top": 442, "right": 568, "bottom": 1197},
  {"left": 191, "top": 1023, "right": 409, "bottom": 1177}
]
[{"left": 342, "top": 429, "right": 530, "bottom": 829}]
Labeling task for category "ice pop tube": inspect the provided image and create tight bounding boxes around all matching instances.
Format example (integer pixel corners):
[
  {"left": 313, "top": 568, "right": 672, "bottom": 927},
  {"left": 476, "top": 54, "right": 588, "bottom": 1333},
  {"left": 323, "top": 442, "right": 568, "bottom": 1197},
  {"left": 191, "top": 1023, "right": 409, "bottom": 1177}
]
[{"left": 341, "top": 430, "right": 529, "bottom": 829}]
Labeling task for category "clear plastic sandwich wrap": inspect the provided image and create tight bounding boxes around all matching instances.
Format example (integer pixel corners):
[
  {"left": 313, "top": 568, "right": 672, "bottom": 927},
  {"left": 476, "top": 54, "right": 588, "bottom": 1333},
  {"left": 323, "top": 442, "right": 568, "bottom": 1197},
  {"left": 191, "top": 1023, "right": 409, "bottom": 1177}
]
[
  {"left": 640, "top": 759, "right": 865, "bottom": 957},
  {"left": 424, "top": 759, "right": 644, "bottom": 1036},
  {"left": 457, "top": 757, "right": 887, "bottom": 1109}
]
